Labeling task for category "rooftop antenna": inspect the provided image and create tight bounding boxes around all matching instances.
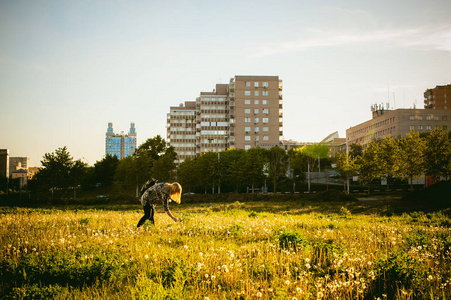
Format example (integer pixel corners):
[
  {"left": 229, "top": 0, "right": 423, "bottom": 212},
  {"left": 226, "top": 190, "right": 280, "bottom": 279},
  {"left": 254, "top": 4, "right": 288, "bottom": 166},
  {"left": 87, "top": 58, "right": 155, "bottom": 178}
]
[
  {"left": 387, "top": 81, "right": 390, "bottom": 108},
  {"left": 392, "top": 92, "right": 396, "bottom": 109}
]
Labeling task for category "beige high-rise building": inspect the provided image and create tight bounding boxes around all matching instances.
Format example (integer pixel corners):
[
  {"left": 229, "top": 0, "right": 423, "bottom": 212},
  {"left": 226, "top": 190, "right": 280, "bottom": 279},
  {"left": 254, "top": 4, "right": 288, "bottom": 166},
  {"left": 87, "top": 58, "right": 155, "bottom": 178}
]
[
  {"left": 229, "top": 76, "right": 283, "bottom": 150},
  {"left": 346, "top": 107, "right": 451, "bottom": 148},
  {"left": 167, "top": 75, "right": 283, "bottom": 163},
  {"left": 424, "top": 84, "right": 450, "bottom": 110}
]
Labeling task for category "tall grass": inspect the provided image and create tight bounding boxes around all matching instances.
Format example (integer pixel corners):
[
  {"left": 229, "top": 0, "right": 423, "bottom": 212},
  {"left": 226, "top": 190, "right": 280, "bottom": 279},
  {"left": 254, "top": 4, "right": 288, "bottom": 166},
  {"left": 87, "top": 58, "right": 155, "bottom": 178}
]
[{"left": 1, "top": 201, "right": 450, "bottom": 299}]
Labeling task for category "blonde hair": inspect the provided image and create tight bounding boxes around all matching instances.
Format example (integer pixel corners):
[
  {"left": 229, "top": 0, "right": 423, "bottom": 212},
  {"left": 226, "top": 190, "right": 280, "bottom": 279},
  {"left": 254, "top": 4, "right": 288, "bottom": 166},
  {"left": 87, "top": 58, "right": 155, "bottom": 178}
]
[{"left": 168, "top": 182, "right": 182, "bottom": 204}]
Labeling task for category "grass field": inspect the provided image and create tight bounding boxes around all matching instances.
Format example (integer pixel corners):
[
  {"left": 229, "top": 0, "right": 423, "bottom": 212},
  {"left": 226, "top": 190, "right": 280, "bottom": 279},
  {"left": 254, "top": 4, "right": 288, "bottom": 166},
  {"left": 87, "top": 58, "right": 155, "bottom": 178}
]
[{"left": 1, "top": 198, "right": 451, "bottom": 299}]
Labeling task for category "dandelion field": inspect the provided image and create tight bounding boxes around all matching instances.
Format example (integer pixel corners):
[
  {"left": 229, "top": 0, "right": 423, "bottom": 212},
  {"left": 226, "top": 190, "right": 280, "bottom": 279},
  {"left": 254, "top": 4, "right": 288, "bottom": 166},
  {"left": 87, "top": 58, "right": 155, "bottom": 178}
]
[{"left": 1, "top": 200, "right": 451, "bottom": 299}]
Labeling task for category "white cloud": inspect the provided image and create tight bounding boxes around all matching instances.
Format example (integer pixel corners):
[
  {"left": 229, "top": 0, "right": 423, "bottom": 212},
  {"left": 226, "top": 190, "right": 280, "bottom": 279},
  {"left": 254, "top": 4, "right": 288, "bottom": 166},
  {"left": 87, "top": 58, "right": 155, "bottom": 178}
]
[
  {"left": 0, "top": 56, "right": 50, "bottom": 72},
  {"left": 250, "top": 25, "right": 451, "bottom": 57}
]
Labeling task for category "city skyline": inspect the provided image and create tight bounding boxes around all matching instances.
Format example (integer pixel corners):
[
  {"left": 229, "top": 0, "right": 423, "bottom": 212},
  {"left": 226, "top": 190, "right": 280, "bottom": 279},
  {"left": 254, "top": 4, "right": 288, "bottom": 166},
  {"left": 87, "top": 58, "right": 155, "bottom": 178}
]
[{"left": 1, "top": 0, "right": 451, "bottom": 166}]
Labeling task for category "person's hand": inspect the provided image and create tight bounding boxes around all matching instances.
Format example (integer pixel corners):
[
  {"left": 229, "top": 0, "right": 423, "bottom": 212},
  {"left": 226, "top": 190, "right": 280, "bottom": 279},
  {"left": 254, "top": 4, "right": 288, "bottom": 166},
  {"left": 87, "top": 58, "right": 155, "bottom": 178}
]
[{"left": 173, "top": 217, "right": 179, "bottom": 222}]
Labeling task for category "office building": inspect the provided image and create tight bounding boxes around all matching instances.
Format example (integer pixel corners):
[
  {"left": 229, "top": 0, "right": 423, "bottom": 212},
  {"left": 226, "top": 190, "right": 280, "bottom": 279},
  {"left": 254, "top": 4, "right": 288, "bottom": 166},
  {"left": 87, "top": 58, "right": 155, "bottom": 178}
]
[
  {"left": 167, "top": 75, "right": 283, "bottom": 163},
  {"left": 0, "top": 149, "right": 9, "bottom": 178},
  {"left": 346, "top": 107, "right": 451, "bottom": 148},
  {"left": 424, "top": 84, "right": 450, "bottom": 110},
  {"left": 9, "top": 157, "right": 29, "bottom": 176},
  {"left": 105, "top": 122, "right": 137, "bottom": 159}
]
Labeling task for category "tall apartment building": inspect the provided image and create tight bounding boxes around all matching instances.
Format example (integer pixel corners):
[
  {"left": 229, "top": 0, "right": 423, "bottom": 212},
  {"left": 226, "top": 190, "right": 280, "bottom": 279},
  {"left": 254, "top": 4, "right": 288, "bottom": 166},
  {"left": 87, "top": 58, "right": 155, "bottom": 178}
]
[
  {"left": 346, "top": 107, "right": 451, "bottom": 148},
  {"left": 424, "top": 84, "right": 450, "bottom": 110},
  {"left": 9, "top": 157, "right": 29, "bottom": 176},
  {"left": 167, "top": 75, "right": 283, "bottom": 163},
  {"left": 167, "top": 101, "right": 197, "bottom": 163},
  {"left": 230, "top": 76, "right": 283, "bottom": 150},
  {"left": 105, "top": 122, "right": 137, "bottom": 159}
]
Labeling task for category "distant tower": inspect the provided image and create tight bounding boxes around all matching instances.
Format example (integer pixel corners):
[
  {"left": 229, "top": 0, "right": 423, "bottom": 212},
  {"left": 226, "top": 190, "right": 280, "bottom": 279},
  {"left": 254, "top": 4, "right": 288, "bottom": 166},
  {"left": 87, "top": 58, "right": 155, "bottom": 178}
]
[{"left": 105, "top": 123, "right": 137, "bottom": 159}]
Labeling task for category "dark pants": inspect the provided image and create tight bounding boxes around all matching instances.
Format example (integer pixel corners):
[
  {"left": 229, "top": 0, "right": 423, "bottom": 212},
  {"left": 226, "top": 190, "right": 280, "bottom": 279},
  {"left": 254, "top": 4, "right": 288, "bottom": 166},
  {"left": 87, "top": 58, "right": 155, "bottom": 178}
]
[{"left": 137, "top": 202, "right": 155, "bottom": 227}]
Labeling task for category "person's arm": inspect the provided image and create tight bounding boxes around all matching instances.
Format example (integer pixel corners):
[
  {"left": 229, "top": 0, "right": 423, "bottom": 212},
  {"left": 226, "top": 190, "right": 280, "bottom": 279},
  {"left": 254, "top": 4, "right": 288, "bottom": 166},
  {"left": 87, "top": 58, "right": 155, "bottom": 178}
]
[
  {"left": 165, "top": 210, "right": 178, "bottom": 222},
  {"left": 162, "top": 188, "right": 178, "bottom": 222}
]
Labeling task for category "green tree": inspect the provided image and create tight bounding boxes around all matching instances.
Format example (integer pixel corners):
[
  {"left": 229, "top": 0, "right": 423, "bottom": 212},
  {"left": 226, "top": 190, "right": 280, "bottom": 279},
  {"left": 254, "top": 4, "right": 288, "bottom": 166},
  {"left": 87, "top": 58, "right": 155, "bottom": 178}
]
[
  {"left": 177, "top": 157, "right": 200, "bottom": 193},
  {"left": 395, "top": 130, "right": 425, "bottom": 189},
  {"left": 134, "top": 135, "right": 177, "bottom": 185},
  {"left": 303, "top": 144, "right": 330, "bottom": 172},
  {"left": 115, "top": 136, "right": 177, "bottom": 194},
  {"left": 377, "top": 135, "right": 398, "bottom": 191},
  {"left": 243, "top": 148, "right": 268, "bottom": 193},
  {"left": 423, "top": 126, "right": 451, "bottom": 182},
  {"left": 152, "top": 154, "right": 176, "bottom": 183},
  {"left": 114, "top": 156, "right": 135, "bottom": 191},
  {"left": 268, "top": 146, "right": 289, "bottom": 193},
  {"left": 93, "top": 154, "right": 119, "bottom": 187},
  {"left": 288, "top": 147, "right": 308, "bottom": 180},
  {"left": 220, "top": 148, "right": 246, "bottom": 192},
  {"left": 335, "top": 152, "right": 358, "bottom": 192},
  {"left": 358, "top": 141, "right": 381, "bottom": 194},
  {"left": 349, "top": 144, "right": 363, "bottom": 160},
  {"left": 32, "top": 147, "right": 88, "bottom": 200}
]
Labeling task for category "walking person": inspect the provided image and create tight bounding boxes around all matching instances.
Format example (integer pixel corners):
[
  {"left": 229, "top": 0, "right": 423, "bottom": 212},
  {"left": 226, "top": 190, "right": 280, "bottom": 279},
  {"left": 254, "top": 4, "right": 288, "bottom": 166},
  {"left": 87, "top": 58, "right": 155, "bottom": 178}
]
[{"left": 137, "top": 180, "right": 182, "bottom": 227}]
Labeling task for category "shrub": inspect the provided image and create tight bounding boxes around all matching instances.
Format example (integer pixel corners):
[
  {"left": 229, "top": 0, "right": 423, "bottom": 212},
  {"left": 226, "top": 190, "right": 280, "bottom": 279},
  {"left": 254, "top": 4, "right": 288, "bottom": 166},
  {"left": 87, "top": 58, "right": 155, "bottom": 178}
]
[
  {"left": 372, "top": 251, "right": 427, "bottom": 299},
  {"left": 277, "top": 230, "right": 309, "bottom": 250}
]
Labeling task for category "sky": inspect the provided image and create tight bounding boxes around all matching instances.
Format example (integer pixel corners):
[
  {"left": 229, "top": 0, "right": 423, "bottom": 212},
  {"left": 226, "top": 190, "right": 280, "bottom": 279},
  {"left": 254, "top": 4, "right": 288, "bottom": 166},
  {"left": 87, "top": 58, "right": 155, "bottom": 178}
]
[{"left": 1, "top": 0, "right": 451, "bottom": 167}]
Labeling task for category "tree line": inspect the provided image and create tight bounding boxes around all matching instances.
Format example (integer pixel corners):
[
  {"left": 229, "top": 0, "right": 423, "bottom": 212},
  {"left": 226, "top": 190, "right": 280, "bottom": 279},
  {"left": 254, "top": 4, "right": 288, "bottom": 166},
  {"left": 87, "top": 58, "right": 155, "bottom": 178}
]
[
  {"left": 8, "top": 127, "right": 450, "bottom": 200},
  {"left": 335, "top": 127, "right": 451, "bottom": 192}
]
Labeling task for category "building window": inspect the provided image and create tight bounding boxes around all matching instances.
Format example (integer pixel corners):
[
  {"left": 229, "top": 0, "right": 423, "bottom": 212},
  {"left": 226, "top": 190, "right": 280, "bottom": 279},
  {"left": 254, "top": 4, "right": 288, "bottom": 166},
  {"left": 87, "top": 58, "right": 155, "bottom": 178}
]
[
  {"left": 426, "top": 115, "right": 431, "bottom": 120},
  {"left": 245, "top": 109, "right": 250, "bottom": 114},
  {"left": 426, "top": 125, "right": 432, "bottom": 130},
  {"left": 254, "top": 118, "right": 259, "bottom": 124},
  {"left": 254, "top": 91, "right": 259, "bottom": 96},
  {"left": 245, "top": 82, "right": 251, "bottom": 87},
  {"left": 263, "top": 127, "right": 269, "bottom": 132},
  {"left": 245, "top": 118, "right": 250, "bottom": 123},
  {"left": 263, "top": 109, "right": 269, "bottom": 114},
  {"left": 263, "top": 136, "right": 269, "bottom": 141},
  {"left": 245, "top": 127, "right": 251, "bottom": 133},
  {"left": 418, "top": 115, "right": 423, "bottom": 120},
  {"left": 245, "top": 136, "right": 251, "bottom": 141},
  {"left": 254, "top": 109, "right": 259, "bottom": 114},
  {"left": 255, "top": 136, "right": 259, "bottom": 141},
  {"left": 245, "top": 100, "right": 250, "bottom": 105},
  {"left": 410, "top": 125, "right": 415, "bottom": 130},
  {"left": 443, "top": 116, "right": 448, "bottom": 120},
  {"left": 245, "top": 145, "right": 251, "bottom": 150},
  {"left": 409, "top": 115, "right": 414, "bottom": 120},
  {"left": 262, "top": 82, "right": 268, "bottom": 88},
  {"left": 254, "top": 100, "right": 259, "bottom": 105},
  {"left": 245, "top": 91, "right": 251, "bottom": 96},
  {"left": 262, "top": 91, "right": 268, "bottom": 96},
  {"left": 434, "top": 116, "right": 439, "bottom": 120},
  {"left": 255, "top": 127, "right": 259, "bottom": 133},
  {"left": 254, "top": 82, "right": 259, "bottom": 88},
  {"left": 263, "top": 118, "right": 269, "bottom": 123},
  {"left": 418, "top": 125, "right": 423, "bottom": 130},
  {"left": 262, "top": 100, "right": 268, "bottom": 105}
]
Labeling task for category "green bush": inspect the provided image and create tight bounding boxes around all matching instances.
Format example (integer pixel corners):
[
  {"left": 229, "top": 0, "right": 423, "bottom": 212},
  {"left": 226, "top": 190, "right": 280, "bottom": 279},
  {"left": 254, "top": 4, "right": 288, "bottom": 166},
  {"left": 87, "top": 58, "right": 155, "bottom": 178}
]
[
  {"left": 276, "top": 230, "right": 309, "bottom": 250},
  {"left": 373, "top": 251, "right": 427, "bottom": 299}
]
